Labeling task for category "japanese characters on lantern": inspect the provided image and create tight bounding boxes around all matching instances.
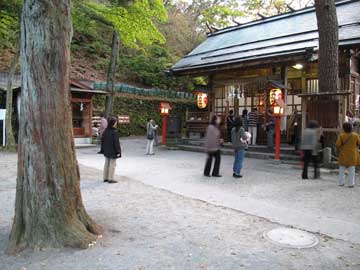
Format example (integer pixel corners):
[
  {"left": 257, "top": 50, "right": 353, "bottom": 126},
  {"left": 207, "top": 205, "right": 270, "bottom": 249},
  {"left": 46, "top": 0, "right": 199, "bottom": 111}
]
[
  {"left": 269, "top": 88, "right": 283, "bottom": 105},
  {"left": 197, "top": 93, "right": 208, "bottom": 109}
]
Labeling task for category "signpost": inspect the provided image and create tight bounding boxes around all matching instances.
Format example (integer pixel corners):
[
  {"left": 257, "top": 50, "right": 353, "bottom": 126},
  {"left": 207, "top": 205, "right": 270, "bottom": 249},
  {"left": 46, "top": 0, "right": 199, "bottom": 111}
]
[
  {"left": 118, "top": 115, "right": 130, "bottom": 124},
  {"left": 0, "top": 109, "right": 6, "bottom": 146}
]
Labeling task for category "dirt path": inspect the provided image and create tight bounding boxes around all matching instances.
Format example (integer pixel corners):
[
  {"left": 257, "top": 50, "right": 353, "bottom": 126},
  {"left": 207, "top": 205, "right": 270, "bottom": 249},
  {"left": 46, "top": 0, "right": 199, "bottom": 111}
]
[{"left": 0, "top": 155, "right": 360, "bottom": 270}]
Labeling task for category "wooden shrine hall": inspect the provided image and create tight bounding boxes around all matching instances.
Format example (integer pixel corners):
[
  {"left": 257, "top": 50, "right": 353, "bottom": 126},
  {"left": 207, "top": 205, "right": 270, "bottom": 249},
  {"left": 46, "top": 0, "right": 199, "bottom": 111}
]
[
  {"left": 0, "top": 77, "right": 107, "bottom": 145},
  {"left": 170, "top": 0, "right": 360, "bottom": 144}
]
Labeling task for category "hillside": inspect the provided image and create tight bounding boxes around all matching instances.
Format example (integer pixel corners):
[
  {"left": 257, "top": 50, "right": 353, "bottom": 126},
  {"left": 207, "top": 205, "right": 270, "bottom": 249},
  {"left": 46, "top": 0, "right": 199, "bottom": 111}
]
[{"left": 0, "top": 1, "right": 206, "bottom": 91}]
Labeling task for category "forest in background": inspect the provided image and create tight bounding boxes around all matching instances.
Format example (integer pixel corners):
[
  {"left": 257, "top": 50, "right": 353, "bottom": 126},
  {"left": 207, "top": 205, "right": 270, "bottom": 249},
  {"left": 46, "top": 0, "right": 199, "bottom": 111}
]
[{"left": 0, "top": 0, "right": 314, "bottom": 92}]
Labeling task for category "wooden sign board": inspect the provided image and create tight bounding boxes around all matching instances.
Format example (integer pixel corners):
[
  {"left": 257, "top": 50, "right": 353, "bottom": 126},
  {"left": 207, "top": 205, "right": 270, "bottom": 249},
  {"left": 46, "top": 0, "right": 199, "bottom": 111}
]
[{"left": 118, "top": 115, "right": 130, "bottom": 124}]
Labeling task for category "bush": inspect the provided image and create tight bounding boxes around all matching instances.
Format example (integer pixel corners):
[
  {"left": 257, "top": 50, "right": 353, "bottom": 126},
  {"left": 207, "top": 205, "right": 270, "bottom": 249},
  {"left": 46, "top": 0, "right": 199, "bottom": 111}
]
[{"left": 94, "top": 95, "right": 199, "bottom": 137}]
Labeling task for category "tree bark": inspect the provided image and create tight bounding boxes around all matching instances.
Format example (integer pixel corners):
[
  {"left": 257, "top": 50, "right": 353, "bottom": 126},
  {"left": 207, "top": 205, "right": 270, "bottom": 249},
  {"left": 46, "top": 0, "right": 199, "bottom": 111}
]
[
  {"left": 315, "top": 0, "right": 339, "bottom": 93},
  {"left": 7, "top": 0, "right": 101, "bottom": 254},
  {"left": 5, "top": 51, "right": 19, "bottom": 150},
  {"left": 105, "top": 30, "right": 120, "bottom": 118}
]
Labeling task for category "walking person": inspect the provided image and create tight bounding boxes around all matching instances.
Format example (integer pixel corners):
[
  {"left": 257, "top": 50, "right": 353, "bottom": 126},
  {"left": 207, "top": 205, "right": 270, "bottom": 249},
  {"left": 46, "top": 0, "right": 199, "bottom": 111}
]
[
  {"left": 231, "top": 117, "right": 248, "bottom": 178},
  {"left": 336, "top": 122, "right": 360, "bottom": 188},
  {"left": 98, "top": 112, "right": 108, "bottom": 154},
  {"left": 248, "top": 108, "right": 258, "bottom": 145},
  {"left": 227, "top": 110, "right": 234, "bottom": 142},
  {"left": 301, "top": 120, "right": 320, "bottom": 179},
  {"left": 204, "top": 115, "right": 223, "bottom": 177},
  {"left": 146, "top": 119, "right": 158, "bottom": 155},
  {"left": 102, "top": 117, "right": 121, "bottom": 184}
]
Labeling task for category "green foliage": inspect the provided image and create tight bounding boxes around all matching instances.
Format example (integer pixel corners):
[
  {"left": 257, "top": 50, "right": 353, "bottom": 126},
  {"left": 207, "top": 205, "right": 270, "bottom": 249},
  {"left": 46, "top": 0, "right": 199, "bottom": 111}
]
[
  {"left": 199, "top": 0, "right": 244, "bottom": 28},
  {"left": 119, "top": 45, "right": 193, "bottom": 90},
  {"left": 93, "top": 94, "right": 199, "bottom": 137},
  {"left": 83, "top": 0, "right": 167, "bottom": 49},
  {"left": 0, "top": 0, "right": 22, "bottom": 50},
  {"left": 242, "top": 0, "right": 314, "bottom": 17}
]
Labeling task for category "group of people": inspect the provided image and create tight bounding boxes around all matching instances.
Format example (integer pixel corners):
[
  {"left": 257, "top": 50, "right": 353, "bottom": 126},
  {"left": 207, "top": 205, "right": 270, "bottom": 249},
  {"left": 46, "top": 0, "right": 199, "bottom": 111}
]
[
  {"left": 226, "top": 108, "right": 259, "bottom": 146},
  {"left": 292, "top": 117, "right": 359, "bottom": 188},
  {"left": 206, "top": 110, "right": 359, "bottom": 188},
  {"left": 204, "top": 115, "right": 250, "bottom": 178},
  {"left": 97, "top": 110, "right": 358, "bottom": 188}
]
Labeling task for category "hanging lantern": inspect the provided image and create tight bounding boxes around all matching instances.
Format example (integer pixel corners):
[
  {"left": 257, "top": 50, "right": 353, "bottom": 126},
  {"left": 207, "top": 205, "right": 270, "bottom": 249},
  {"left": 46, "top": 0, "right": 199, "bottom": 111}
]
[
  {"left": 197, "top": 93, "right": 208, "bottom": 109},
  {"left": 160, "top": 102, "right": 171, "bottom": 115},
  {"left": 269, "top": 88, "right": 283, "bottom": 105}
]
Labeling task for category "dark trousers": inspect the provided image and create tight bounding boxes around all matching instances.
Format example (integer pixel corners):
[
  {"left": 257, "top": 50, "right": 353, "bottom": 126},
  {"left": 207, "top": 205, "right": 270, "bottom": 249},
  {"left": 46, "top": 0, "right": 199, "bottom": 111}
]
[
  {"left": 227, "top": 128, "right": 232, "bottom": 142},
  {"left": 204, "top": 150, "right": 221, "bottom": 176},
  {"left": 302, "top": 150, "right": 319, "bottom": 179}
]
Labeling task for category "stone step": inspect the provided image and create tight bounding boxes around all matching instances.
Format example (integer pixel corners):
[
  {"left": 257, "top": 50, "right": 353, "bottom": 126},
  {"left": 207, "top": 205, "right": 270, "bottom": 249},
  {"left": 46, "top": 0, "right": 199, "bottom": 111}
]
[
  {"left": 181, "top": 139, "right": 298, "bottom": 156},
  {"left": 176, "top": 144, "right": 301, "bottom": 165}
]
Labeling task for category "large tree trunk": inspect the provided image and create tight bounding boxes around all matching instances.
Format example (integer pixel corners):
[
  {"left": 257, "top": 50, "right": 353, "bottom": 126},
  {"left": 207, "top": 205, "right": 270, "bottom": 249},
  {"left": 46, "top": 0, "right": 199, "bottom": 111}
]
[
  {"left": 5, "top": 51, "right": 19, "bottom": 150},
  {"left": 7, "top": 0, "right": 101, "bottom": 254},
  {"left": 105, "top": 30, "right": 120, "bottom": 118},
  {"left": 315, "top": 0, "right": 339, "bottom": 93}
]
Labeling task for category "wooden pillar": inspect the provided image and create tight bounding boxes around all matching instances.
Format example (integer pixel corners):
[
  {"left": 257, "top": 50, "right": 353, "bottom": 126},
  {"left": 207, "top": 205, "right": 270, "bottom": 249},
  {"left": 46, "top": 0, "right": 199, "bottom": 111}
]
[
  {"left": 234, "top": 97, "right": 239, "bottom": 117},
  {"left": 209, "top": 75, "right": 214, "bottom": 117},
  {"left": 301, "top": 72, "right": 307, "bottom": 132},
  {"left": 89, "top": 98, "right": 93, "bottom": 138},
  {"left": 281, "top": 65, "right": 288, "bottom": 131}
]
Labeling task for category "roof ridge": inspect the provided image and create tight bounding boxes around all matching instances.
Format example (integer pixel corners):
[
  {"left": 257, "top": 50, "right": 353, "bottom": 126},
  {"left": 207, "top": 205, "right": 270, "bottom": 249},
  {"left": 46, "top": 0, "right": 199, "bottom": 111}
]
[{"left": 208, "top": 0, "right": 356, "bottom": 37}]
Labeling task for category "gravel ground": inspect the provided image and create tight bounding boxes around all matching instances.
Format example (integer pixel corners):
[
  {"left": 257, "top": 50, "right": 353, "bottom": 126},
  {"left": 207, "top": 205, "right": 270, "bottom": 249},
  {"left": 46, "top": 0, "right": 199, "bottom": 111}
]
[
  {"left": 77, "top": 139, "right": 360, "bottom": 244},
  {"left": 1, "top": 152, "right": 360, "bottom": 270}
]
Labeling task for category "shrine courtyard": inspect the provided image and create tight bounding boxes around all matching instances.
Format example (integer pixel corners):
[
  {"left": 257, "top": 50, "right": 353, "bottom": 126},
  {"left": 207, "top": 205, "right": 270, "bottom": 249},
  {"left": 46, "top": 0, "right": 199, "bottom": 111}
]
[{"left": 0, "top": 137, "right": 359, "bottom": 269}]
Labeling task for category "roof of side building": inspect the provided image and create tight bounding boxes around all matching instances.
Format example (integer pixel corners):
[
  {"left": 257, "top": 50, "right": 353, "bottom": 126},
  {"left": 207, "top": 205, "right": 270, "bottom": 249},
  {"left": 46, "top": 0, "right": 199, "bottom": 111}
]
[{"left": 171, "top": 0, "right": 360, "bottom": 74}]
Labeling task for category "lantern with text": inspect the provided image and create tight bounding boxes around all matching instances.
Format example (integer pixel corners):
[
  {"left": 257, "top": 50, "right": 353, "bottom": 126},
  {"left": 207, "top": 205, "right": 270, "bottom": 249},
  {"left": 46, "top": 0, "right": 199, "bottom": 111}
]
[
  {"left": 269, "top": 88, "right": 283, "bottom": 106},
  {"left": 197, "top": 93, "right": 208, "bottom": 109},
  {"left": 160, "top": 102, "right": 171, "bottom": 145}
]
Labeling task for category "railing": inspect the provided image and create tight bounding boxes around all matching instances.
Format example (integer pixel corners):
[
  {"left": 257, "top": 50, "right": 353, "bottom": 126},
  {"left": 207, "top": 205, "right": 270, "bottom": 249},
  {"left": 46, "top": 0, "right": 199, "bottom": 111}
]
[
  {"left": 93, "top": 82, "right": 196, "bottom": 100},
  {"left": 186, "top": 112, "right": 209, "bottom": 122},
  {"left": 306, "top": 77, "right": 348, "bottom": 94}
]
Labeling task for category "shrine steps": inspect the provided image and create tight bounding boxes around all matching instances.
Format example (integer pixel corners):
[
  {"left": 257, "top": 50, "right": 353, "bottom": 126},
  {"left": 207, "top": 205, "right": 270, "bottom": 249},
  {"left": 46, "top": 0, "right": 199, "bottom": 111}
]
[{"left": 176, "top": 139, "right": 301, "bottom": 165}]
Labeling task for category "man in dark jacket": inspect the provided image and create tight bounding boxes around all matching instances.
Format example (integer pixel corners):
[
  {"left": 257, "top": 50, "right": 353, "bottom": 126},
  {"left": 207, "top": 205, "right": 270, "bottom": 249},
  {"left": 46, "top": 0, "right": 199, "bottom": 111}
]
[
  {"left": 227, "top": 110, "right": 234, "bottom": 142},
  {"left": 102, "top": 116, "right": 121, "bottom": 184}
]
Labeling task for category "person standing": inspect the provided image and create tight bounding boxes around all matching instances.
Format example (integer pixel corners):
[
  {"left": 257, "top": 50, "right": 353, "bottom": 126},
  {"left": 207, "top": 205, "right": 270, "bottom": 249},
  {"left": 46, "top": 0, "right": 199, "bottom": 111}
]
[
  {"left": 345, "top": 110, "right": 354, "bottom": 124},
  {"left": 336, "top": 122, "right": 360, "bottom": 188},
  {"left": 98, "top": 112, "right": 108, "bottom": 154},
  {"left": 227, "top": 110, "right": 234, "bottom": 142},
  {"left": 102, "top": 117, "right": 121, "bottom": 184},
  {"left": 248, "top": 108, "right": 258, "bottom": 145},
  {"left": 265, "top": 109, "right": 275, "bottom": 150},
  {"left": 301, "top": 120, "right": 320, "bottom": 179},
  {"left": 231, "top": 117, "right": 248, "bottom": 178},
  {"left": 146, "top": 119, "right": 158, "bottom": 155},
  {"left": 204, "top": 115, "right": 223, "bottom": 177},
  {"left": 242, "top": 109, "right": 249, "bottom": 131}
]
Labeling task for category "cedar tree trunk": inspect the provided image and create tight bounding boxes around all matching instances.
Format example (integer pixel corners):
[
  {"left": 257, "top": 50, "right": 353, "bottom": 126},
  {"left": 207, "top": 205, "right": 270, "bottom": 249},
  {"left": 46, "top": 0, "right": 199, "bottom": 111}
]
[
  {"left": 5, "top": 51, "right": 19, "bottom": 150},
  {"left": 105, "top": 30, "right": 120, "bottom": 117},
  {"left": 7, "top": 0, "right": 101, "bottom": 254},
  {"left": 315, "top": 0, "right": 339, "bottom": 93}
]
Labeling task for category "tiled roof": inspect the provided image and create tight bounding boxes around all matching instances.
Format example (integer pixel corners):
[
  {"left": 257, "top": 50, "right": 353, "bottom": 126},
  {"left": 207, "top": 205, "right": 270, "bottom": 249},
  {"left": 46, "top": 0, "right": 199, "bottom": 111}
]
[{"left": 171, "top": 0, "right": 360, "bottom": 74}]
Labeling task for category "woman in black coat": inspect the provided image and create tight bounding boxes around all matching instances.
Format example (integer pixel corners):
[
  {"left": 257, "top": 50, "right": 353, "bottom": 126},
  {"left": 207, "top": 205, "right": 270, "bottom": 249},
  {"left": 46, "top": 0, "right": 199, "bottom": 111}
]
[{"left": 102, "top": 117, "right": 121, "bottom": 184}]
